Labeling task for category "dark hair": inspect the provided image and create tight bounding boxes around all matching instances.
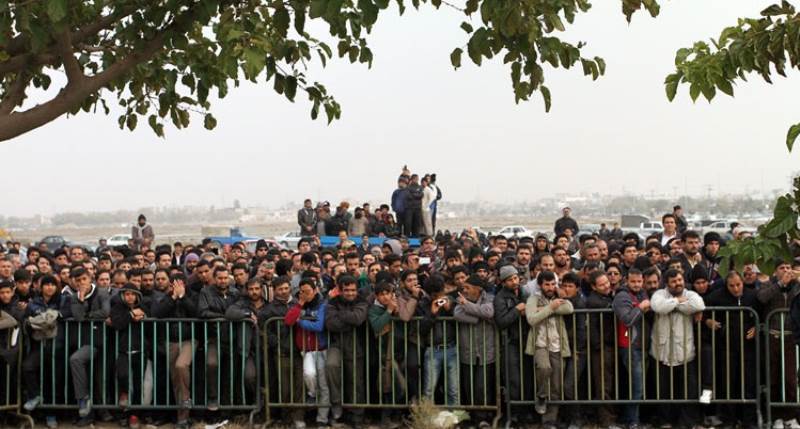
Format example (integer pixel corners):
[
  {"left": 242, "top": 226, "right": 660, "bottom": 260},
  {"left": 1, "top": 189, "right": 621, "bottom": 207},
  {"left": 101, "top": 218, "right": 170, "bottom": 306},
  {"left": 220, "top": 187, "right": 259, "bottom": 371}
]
[
  {"left": 681, "top": 230, "right": 700, "bottom": 241},
  {"left": 645, "top": 242, "right": 663, "bottom": 253},
  {"left": 298, "top": 278, "right": 316, "bottom": 290},
  {"left": 336, "top": 274, "right": 357, "bottom": 287},
  {"left": 232, "top": 263, "right": 249, "bottom": 274},
  {"left": 384, "top": 254, "right": 401, "bottom": 265},
  {"left": 623, "top": 244, "right": 638, "bottom": 254},
  {"left": 662, "top": 213, "right": 676, "bottom": 223},
  {"left": 663, "top": 268, "right": 682, "bottom": 281},
  {"left": 561, "top": 272, "right": 580, "bottom": 286},
  {"left": 588, "top": 270, "right": 606, "bottom": 287},
  {"left": 449, "top": 265, "right": 469, "bottom": 277},
  {"left": 272, "top": 275, "right": 291, "bottom": 287},
  {"left": 300, "top": 253, "right": 316, "bottom": 265},
  {"left": 375, "top": 281, "right": 393, "bottom": 295},
  {"left": 212, "top": 265, "right": 229, "bottom": 276},
  {"left": 626, "top": 268, "right": 643, "bottom": 278},
  {"left": 423, "top": 274, "right": 445, "bottom": 296},
  {"left": 69, "top": 267, "right": 88, "bottom": 279},
  {"left": 400, "top": 270, "right": 417, "bottom": 282},
  {"left": 13, "top": 269, "right": 31, "bottom": 283},
  {"left": 643, "top": 267, "right": 660, "bottom": 278},
  {"left": 465, "top": 274, "right": 486, "bottom": 289},
  {"left": 40, "top": 274, "right": 58, "bottom": 287},
  {"left": 536, "top": 270, "right": 556, "bottom": 284}
]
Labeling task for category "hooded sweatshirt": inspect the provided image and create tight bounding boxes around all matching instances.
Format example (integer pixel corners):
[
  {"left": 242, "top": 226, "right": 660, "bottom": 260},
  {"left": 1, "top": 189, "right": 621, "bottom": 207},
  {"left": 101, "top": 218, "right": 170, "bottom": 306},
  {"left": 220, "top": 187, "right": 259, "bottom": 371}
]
[{"left": 284, "top": 293, "right": 328, "bottom": 351}]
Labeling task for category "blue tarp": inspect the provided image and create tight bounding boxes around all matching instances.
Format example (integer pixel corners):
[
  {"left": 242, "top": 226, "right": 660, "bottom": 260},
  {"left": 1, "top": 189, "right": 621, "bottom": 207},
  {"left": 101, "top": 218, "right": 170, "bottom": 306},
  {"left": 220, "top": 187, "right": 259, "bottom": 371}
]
[{"left": 319, "top": 235, "right": 421, "bottom": 248}]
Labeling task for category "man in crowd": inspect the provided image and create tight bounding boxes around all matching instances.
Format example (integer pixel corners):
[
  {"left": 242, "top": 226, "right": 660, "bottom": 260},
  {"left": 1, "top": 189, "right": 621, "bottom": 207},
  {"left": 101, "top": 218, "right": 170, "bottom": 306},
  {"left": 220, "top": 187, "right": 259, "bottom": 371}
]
[
  {"left": 554, "top": 207, "right": 579, "bottom": 237},
  {"left": 131, "top": 214, "right": 155, "bottom": 251},
  {"left": 298, "top": 199, "right": 318, "bottom": 236}
]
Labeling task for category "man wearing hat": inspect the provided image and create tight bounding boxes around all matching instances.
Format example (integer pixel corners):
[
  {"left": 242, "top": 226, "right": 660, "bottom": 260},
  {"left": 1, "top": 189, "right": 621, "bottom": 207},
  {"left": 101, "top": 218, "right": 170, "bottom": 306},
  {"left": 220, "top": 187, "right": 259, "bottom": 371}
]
[
  {"left": 493, "top": 265, "right": 533, "bottom": 422},
  {"left": 454, "top": 274, "right": 496, "bottom": 428}
]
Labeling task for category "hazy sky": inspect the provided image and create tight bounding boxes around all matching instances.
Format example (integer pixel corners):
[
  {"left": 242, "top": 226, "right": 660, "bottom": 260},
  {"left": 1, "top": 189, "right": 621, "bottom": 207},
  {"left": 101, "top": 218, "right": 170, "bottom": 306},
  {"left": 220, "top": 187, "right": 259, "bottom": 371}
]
[{"left": 2, "top": 0, "right": 799, "bottom": 217}]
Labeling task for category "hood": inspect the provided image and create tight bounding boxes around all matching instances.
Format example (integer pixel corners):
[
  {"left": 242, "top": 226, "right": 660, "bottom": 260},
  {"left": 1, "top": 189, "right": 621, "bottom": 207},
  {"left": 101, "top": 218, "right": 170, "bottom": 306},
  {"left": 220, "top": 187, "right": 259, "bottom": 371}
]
[{"left": 383, "top": 239, "right": 402, "bottom": 257}]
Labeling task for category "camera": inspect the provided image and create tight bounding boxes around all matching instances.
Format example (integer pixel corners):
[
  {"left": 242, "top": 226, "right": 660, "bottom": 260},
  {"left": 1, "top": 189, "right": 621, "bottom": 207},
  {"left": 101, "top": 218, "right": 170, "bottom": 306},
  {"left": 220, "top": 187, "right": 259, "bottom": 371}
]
[{"left": 436, "top": 298, "right": 447, "bottom": 307}]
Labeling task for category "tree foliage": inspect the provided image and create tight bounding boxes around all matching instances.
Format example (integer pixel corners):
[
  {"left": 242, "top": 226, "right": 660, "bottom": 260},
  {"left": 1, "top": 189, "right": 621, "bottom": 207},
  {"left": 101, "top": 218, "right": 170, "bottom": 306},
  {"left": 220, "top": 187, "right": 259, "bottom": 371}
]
[
  {"left": 665, "top": 1, "right": 800, "bottom": 274},
  {"left": 0, "top": 0, "right": 659, "bottom": 142}
]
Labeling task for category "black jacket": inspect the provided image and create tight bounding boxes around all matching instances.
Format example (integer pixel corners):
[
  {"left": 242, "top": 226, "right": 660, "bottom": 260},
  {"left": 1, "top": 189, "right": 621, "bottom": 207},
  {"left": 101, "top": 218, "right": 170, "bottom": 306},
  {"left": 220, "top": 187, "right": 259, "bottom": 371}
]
[
  {"left": 198, "top": 286, "right": 240, "bottom": 341},
  {"left": 493, "top": 286, "right": 528, "bottom": 344},
  {"left": 405, "top": 183, "right": 424, "bottom": 210},
  {"left": 565, "top": 294, "right": 587, "bottom": 353},
  {"left": 554, "top": 217, "right": 579, "bottom": 236},
  {"left": 263, "top": 297, "right": 295, "bottom": 356},
  {"left": 419, "top": 296, "right": 457, "bottom": 347},
  {"left": 60, "top": 285, "right": 111, "bottom": 349},
  {"left": 151, "top": 289, "right": 199, "bottom": 342},
  {"left": 585, "top": 290, "right": 615, "bottom": 350},
  {"left": 325, "top": 295, "right": 369, "bottom": 358},
  {"left": 110, "top": 295, "right": 150, "bottom": 354},
  {"left": 225, "top": 298, "right": 268, "bottom": 357},
  {"left": 704, "top": 286, "right": 760, "bottom": 352}
]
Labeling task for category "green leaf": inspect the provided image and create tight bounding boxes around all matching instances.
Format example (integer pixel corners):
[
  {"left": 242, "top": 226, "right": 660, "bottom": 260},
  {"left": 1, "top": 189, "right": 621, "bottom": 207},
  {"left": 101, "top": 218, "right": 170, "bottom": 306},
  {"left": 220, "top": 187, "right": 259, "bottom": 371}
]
[
  {"left": 126, "top": 114, "right": 138, "bottom": 131},
  {"left": 294, "top": 7, "right": 306, "bottom": 33},
  {"left": 787, "top": 123, "right": 800, "bottom": 151},
  {"left": 204, "top": 113, "right": 217, "bottom": 130},
  {"left": 595, "top": 57, "right": 606, "bottom": 75},
  {"left": 461, "top": 22, "right": 473, "bottom": 33},
  {"left": 285, "top": 76, "right": 298, "bottom": 101},
  {"left": 273, "top": 8, "right": 290, "bottom": 36},
  {"left": 541, "top": 85, "right": 551, "bottom": 112},
  {"left": 689, "top": 83, "right": 701, "bottom": 102},
  {"left": 450, "top": 48, "right": 462, "bottom": 69},
  {"left": 716, "top": 79, "right": 734, "bottom": 96},
  {"left": 242, "top": 47, "right": 264, "bottom": 79},
  {"left": 46, "top": 0, "right": 68, "bottom": 23}
]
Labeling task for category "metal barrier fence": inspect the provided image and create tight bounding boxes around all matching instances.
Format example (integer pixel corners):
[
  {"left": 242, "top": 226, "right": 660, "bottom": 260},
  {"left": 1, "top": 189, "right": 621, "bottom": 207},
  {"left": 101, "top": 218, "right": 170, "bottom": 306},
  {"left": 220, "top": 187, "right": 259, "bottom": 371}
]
[
  {"left": 261, "top": 316, "right": 502, "bottom": 426},
  {"left": 0, "top": 327, "right": 34, "bottom": 428},
  {"left": 0, "top": 306, "right": 795, "bottom": 429},
  {"left": 26, "top": 319, "right": 261, "bottom": 423},
  {"left": 765, "top": 309, "right": 800, "bottom": 426}
]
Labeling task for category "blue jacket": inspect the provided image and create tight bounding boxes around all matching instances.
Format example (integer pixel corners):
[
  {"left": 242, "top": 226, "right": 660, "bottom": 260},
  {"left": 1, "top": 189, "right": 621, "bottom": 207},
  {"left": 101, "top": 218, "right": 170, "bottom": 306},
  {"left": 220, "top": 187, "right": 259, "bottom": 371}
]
[{"left": 391, "top": 188, "right": 407, "bottom": 214}]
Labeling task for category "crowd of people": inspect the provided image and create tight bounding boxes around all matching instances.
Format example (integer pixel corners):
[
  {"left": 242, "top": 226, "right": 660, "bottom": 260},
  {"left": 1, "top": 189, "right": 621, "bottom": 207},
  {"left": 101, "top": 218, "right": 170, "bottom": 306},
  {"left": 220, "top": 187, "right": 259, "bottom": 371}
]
[{"left": 0, "top": 175, "right": 799, "bottom": 429}]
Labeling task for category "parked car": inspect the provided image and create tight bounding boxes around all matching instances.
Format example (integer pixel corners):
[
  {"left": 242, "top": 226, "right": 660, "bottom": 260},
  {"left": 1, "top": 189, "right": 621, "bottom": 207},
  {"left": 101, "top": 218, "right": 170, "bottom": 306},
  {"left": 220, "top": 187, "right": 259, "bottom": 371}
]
[
  {"left": 494, "top": 225, "right": 535, "bottom": 239},
  {"left": 36, "top": 236, "right": 70, "bottom": 252},
  {"left": 702, "top": 220, "right": 756, "bottom": 239},
  {"left": 204, "top": 227, "right": 262, "bottom": 248},
  {"left": 106, "top": 234, "right": 132, "bottom": 247},
  {"left": 274, "top": 231, "right": 303, "bottom": 249}
]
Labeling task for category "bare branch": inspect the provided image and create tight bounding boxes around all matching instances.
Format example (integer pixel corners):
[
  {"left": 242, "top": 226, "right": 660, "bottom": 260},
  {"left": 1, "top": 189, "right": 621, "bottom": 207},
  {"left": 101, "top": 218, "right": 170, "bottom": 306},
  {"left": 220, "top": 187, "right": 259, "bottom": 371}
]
[{"left": 56, "top": 30, "right": 85, "bottom": 84}]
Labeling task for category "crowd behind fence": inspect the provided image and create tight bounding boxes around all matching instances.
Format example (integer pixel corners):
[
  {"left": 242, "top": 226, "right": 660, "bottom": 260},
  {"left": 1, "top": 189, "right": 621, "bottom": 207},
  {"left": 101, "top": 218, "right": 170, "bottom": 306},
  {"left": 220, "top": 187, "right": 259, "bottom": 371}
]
[{"left": 0, "top": 308, "right": 799, "bottom": 428}]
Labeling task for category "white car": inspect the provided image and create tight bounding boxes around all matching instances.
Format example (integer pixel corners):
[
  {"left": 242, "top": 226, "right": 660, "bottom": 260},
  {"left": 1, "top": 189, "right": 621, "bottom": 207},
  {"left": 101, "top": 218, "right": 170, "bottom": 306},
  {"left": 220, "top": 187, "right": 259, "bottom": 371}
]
[
  {"left": 106, "top": 234, "right": 132, "bottom": 247},
  {"left": 495, "top": 225, "right": 535, "bottom": 239},
  {"left": 274, "top": 231, "right": 303, "bottom": 249}
]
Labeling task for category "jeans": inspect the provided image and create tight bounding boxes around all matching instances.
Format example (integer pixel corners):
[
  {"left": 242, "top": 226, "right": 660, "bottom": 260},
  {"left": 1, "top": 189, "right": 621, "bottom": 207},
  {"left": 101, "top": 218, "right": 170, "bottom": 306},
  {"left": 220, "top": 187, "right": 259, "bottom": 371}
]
[
  {"left": 302, "top": 351, "right": 330, "bottom": 423},
  {"left": 619, "top": 347, "right": 643, "bottom": 424},
  {"left": 424, "top": 346, "right": 459, "bottom": 406}
]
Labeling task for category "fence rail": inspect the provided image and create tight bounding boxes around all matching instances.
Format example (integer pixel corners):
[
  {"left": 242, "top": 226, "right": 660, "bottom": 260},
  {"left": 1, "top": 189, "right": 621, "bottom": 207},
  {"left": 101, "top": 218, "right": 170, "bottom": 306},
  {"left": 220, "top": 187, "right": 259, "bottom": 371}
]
[{"left": 0, "top": 307, "right": 798, "bottom": 429}]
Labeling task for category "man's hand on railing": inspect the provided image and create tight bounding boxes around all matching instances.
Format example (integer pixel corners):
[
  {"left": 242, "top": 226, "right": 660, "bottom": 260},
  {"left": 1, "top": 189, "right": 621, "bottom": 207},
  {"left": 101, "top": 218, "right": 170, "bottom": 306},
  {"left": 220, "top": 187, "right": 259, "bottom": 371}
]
[
  {"left": 515, "top": 303, "right": 526, "bottom": 314},
  {"left": 746, "top": 327, "right": 756, "bottom": 340},
  {"left": 705, "top": 319, "right": 721, "bottom": 330}
]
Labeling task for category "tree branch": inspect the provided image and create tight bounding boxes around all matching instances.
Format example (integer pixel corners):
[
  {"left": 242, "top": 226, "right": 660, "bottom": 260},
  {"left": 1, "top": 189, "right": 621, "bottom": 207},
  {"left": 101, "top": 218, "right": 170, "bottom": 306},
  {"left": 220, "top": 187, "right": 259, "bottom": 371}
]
[
  {"left": 0, "top": 8, "right": 189, "bottom": 142},
  {"left": 0, "top": 73, "right": 30, "bottom": 116},
  {"left": 56, "top": 30, "right": 85, "bottom": 84}
]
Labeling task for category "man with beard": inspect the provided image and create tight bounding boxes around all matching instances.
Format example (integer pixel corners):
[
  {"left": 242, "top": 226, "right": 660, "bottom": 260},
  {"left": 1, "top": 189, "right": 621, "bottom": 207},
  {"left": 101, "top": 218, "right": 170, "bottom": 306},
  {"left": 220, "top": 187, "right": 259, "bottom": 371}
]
[
  {"left": 525, "top": 271, "right": 573, "bottom": 429},
  {"left": 552, "top": 247, "right": 573, "bottom": 279},
  {"left": 585, "top": 271, "right": 619, "bottom": 428},
  {"left": 650, "top": 269, "right": 705, "bottom": 429},
  {"left": 678, "top": 230, "right": 707, "bottom": 282},
  {"left": 612, "top": 269, "right": 651, "bottom": 429}
]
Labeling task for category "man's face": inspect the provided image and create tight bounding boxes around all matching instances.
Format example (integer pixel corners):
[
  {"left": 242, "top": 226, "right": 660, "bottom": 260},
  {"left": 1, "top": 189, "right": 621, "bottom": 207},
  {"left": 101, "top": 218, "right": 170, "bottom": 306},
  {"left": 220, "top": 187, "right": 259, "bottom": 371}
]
[
  {"left": 304, "top": 200, "right": 312, "bottom": 209},
  {"left": 96, "top": 273, "right": 111, "bottom": 288},
  {"left": 705, "top": 241, "right": 720, "bottom": 257},
  {"left": 214, "top": 270, "right": 229, "bottom": 289},
  {"left": 667, "top": 275, "right": 685, "bottom": 296},
  {"left": 155, "top": 271, "right": 170, "bottom": 291},
  {"left": 158, "top": 254, "right": 172, "bottom": 269},
  {"left": 0, "top": 288, "right": 13, "bottom": 304},
  {"left": 247, "top": 283, "right": 263, "bottom": 302},
  {"left": 487, "top": 255, "right": 499, "bottom": 269},
  {"left": 516, "top": 248, "right": 531, "bottom": 265},
  {"left": 556, "top": 237, "right": 569, "bottom": 249},
  {"left": 300, "top": 284, "right": 317, "bottom": 302},
  {"left": 495, "top": 239, "right": 508, "bottom": 252},
  {"left": 133, "top": 254, "right": 145, "bottom": 267},
  {"left": 540, "top": 279, "right": 558, "bottom": 299},
  {"left": 342, "top": 283, "right": 358, "bottom": 301},
  {"left": 346, "top": 258, "right": 361, "bottom": 276},
  {"left": 197, "top": 265, "right": 212, "bottom": 284},
  {"left": 623, "top": 247, "right": 638, "bottom": 264},
  {"left": 684, "top": 237, "right": 701, "bottom": 256},
  {"left": 60, "top": 268, "right": 71, "bottom": 284},
  {"left": 41, "top": 283, "right": 57, "bottom": 300},
  {"left": 693, "top": 278, "right": 709, "bottom": 294},
  {"left": 597, "top": 241, "right": 609, "bottom": 260},
  {"left": 123, "top": 290, "right": 138, "bottom": 306},
  {"left": 274, "top": 283, "right": 291, "bottom": 301},
  {"left": 98, "top": 259, "right": 112, "bottom": 271},
  {"left": 113, "top": 273, "right": 127, "bottom": 288},
  {"left": 0, "top": 261, "right": 11, "bottom": 279},
  {"left": 669, "top": 240, "right": 683, "bottom": 256},
  {"left": 129, "top": 275, "right": 142, "bottom": 288},
  {"left": 553, "top": 250, "right": 569, "bottom": 268},
  {"left": 389, "top": 261, "right": 402, "bottom": 277},
  {"left": 141, "top": 273, "right": 154, "bottom": 291},
  {"left": 663, "top": 217, "right": 676, "bottom": 233},
  {"left": 376, "top": 290, "right": 394, "bottom": 306},
  {"left": 403, "top": 273, "right": 418, "bottom": 291},
  {"left": 138, "top": 218, "right": 146, "bottom": 227},
  {"left": 627, "top": 273, "right": 644, "bottom": 293},
  {"left": 234, "top": 269, "right": 249, "bottom": 286},
  {"left": 592, "top": 274, "right": 611, "bottom": 296},
  {"left": 561, "top": 282, "right": 578, "bottom": 298},
  {"left": 647, "top": 248, "right": 662, "bottom": 266},
  {"left": 298, "top": 242, "right": 311, "bottom": 254},
  {"left": 776, "top": 263, "right": 792, "bottom": 278},
  {"left": 55, "top": 254, "right": 68, "bottom": 267},
  {"left": 75, "top": 273, "right": 92, "bottom": 292},
  {"left": 645, "top": 274, "right": 660, "bottom": 292},
  {"left": 584, "top": 247, "right": 600, "bottom": 262},
  {"left": 70, "top": 248, "right": 84, "bottom": 263},
  {"left": 539, "top": 256, "right": 555, "bottom": 273},
  {"left": 362, "top": 254, "right": 375, "bottom": 266},
  {"left": 743, "top": 264, "right": 758, "bottom": 283},
  {"left": 186, "top": 259, "right": 198, "bottom": 272},
  {"left": 503, "top": 274, "right": 520, "bottom": 291},
  {"left": 453, "top": 272, "right": 468, "bottom": 288},
  {"left": 563, "top": 208, "right": 571, "bottom": 218}
]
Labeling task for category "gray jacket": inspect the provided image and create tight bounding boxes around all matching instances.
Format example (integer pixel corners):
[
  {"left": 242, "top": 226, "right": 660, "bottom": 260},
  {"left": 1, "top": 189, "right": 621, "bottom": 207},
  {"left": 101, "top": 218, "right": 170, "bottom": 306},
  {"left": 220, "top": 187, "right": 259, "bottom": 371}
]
[
  {"left": 650, "top": 288, "right": 705, "bottom": 366},
  {"left": 454, "top": 292, "right": 496, "bottom": 364},
  {"left": 612, "top": 285, "right": 648, "bottom": 349}
]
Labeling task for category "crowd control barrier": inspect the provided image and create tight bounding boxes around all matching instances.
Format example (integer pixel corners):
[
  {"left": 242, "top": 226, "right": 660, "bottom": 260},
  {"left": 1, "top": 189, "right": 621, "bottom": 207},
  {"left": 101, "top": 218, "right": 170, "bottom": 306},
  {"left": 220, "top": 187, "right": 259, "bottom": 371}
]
[{"left": 28, "top": 319, "right": 261, "bottom": 424}]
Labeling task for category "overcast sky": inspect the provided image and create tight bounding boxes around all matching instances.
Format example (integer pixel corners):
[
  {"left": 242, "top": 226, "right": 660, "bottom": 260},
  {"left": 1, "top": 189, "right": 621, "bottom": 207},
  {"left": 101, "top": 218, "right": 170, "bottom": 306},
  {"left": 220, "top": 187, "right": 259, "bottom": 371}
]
[{"left": 2, "top": 0, "right": 799, "bottom": 217}]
